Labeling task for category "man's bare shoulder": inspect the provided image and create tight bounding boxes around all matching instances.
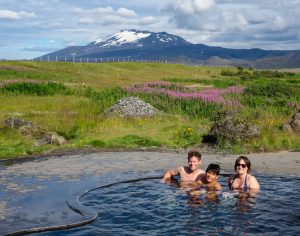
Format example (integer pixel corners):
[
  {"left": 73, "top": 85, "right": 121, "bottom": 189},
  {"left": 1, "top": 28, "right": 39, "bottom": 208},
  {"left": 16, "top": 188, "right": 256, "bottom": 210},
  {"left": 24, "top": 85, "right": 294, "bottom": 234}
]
[{"left": 195, "top": 170, "right": 205, "bottom": 178}]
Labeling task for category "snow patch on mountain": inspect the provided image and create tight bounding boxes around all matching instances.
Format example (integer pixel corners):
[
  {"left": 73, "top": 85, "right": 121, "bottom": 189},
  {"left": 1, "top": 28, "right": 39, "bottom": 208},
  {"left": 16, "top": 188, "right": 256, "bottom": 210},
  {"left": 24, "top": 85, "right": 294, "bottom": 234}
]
[
  {"left": 114, "top": 31, "right": 150, "bottom": 44},
  {"left": 85, "top": 29, "right": 191, "bottom": 50},
  {"left": 94, "top": 37, "right": 105, "bottom": 44},
  {"left": 92, "top": 30, "right": 150, "bottom": 48}
]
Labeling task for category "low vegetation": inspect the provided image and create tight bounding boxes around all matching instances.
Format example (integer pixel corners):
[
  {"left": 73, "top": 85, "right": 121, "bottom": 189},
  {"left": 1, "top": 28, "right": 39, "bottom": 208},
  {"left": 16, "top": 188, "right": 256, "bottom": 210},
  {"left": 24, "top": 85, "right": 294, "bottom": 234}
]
[{"left": 0, "top": 61, "right": 299, "bottom": 159}]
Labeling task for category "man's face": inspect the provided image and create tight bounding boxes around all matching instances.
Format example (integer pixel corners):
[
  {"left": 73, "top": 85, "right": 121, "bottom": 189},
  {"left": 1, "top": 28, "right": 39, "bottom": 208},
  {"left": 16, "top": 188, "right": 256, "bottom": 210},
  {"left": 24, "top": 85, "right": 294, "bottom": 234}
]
[
  {"left": 205, "top": 171, "right": 218, "bottom": 183},
  {"left": 188, "top": 156, "right": 200, "bottom": 171}
]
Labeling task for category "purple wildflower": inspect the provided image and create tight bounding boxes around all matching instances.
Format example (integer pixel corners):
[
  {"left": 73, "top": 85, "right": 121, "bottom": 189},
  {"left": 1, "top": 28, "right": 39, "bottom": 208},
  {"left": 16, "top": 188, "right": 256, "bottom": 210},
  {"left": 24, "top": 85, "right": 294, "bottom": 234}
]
[{"left": 124, "top": 82, "right": 244, "bottom": 106}]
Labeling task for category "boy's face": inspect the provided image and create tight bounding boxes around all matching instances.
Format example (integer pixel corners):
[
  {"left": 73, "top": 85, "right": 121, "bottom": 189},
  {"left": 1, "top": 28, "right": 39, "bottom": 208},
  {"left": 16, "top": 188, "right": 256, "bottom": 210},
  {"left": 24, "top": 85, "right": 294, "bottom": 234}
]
[{"left": 205, "top": 171, "right": 219, "bottom": 183}]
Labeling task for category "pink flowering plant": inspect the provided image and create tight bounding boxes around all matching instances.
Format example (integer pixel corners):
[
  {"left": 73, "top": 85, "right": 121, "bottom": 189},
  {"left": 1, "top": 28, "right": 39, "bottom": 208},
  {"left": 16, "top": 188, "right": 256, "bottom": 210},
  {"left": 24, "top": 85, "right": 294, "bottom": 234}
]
[{"left": 123, "top": 81, "right": 245, "bottom": 117}]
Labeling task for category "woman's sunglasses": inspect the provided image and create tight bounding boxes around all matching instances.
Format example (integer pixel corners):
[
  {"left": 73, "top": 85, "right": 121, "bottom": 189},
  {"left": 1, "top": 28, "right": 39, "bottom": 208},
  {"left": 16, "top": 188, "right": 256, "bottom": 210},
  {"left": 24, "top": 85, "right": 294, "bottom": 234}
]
[{"left": 236, "top": 163, "right": 247, "bottom": 168}]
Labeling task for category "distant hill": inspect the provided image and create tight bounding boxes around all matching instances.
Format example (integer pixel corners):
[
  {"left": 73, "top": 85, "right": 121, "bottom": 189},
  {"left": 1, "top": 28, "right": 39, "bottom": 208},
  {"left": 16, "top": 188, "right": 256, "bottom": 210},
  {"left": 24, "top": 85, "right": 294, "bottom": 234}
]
[{"left": 38, "top": 29, "right": 300, "bottom": 69}]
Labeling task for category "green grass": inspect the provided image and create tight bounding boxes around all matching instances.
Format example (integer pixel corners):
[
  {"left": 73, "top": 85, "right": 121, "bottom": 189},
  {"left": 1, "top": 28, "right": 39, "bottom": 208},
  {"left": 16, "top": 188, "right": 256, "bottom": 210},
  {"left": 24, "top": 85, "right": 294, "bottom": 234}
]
[
  {"left": 0, "top": 61, "right": 221, "bottom": 89},
  {"left": 162, "top": 77, "right": 239, "bottom": 88},
  {"left": 0, "top": 61, "right": 300, "bottom": 159},
  {"left": 0, "top": 81, "right": 70, "bottom": 96}
]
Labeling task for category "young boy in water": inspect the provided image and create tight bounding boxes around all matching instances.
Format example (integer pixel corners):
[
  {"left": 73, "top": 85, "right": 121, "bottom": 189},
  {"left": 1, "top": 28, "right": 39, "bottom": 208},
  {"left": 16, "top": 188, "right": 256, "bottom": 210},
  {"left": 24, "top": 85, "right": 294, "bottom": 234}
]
[{"left": 189, "top": 163, "right": 222, "bottom": 196}]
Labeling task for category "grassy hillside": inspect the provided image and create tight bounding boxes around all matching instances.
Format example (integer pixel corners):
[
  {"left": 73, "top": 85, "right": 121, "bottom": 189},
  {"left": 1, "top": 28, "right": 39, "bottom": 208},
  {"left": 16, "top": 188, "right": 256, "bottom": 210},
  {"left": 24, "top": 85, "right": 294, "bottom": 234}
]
[
  {"left": 0, "top": 61, "right": 218, "bottom": 89},
  {"left": 0, "top": 61, "right": 299, "bottom": 159}
]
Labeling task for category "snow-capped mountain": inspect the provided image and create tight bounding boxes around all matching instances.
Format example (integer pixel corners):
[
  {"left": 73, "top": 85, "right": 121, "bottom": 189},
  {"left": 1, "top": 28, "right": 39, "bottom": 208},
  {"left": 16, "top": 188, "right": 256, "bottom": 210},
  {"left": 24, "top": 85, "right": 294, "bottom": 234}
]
[
  {"left": 38, "top": 29, "right": 300, "bottom": 68},
  {"left": 87, "top": 29, "right": 191, "bottom": 49},
  {"left": 90, "top": 30, "right": 151, "bottom": 47}
]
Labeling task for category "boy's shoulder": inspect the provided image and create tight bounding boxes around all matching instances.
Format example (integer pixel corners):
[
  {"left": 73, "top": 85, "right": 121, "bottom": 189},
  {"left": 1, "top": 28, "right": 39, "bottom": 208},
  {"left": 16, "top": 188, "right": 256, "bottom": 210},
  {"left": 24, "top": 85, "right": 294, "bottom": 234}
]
[{"left": 212, "top": 181, "right": 222, "bottom": 190}]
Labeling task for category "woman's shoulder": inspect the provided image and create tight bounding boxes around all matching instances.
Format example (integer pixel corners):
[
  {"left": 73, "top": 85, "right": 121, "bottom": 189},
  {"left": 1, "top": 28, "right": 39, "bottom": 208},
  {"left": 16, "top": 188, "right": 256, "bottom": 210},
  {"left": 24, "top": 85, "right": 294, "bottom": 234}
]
[
  {"left": 228, "top": 174, "right": 237, "bottom": 181},
  {"left": 247, "top": 174, "right": 257, "bottom": 181},
  {"left": 247, "top": 174, "right": 260, "bottom": 189}
]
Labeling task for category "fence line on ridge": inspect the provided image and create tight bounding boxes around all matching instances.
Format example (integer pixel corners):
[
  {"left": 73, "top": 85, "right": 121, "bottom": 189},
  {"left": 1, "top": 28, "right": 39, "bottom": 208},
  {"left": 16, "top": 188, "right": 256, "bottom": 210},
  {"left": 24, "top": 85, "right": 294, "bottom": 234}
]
[{"left": 0, "top": 56, "right": 216, "bottom": 67}]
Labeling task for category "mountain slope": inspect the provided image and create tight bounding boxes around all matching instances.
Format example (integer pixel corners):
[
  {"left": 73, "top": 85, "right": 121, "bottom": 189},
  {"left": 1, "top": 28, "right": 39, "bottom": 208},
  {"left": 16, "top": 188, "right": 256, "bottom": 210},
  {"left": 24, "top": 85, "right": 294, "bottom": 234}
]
[{"left": 39, "top": 29, "right": 300, "bottom": 68}]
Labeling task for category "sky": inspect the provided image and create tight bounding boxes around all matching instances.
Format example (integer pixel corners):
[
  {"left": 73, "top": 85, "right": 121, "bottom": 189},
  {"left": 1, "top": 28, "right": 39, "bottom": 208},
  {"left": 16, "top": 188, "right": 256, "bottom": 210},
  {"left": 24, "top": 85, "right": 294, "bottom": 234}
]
[{"left": 1, "top": 0, "right": 300, "bottom": 59}]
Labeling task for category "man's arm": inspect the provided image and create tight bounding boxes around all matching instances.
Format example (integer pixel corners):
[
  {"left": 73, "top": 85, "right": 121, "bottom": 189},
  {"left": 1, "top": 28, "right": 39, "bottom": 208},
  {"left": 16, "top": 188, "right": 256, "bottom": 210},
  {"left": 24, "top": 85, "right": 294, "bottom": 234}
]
[{"left": 161, "top": 167, "right": 180, "bottom": 183}]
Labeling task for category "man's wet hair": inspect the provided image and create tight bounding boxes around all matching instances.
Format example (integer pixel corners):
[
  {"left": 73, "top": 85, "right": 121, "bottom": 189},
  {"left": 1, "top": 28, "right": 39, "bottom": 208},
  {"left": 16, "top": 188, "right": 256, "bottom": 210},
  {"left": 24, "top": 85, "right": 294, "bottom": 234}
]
[
  {"left": 187, "top": 150, "right": 202, "bottom": 160},
  {"left": 206, "top": 163, "right": 220, "bottom": 175}
]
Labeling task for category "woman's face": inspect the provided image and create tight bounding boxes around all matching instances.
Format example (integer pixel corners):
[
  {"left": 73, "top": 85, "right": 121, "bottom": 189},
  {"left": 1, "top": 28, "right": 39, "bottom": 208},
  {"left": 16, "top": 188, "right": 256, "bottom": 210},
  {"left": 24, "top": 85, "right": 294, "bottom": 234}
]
[{"left": 235, "top": 159, "right": 248, "bottom": 174}]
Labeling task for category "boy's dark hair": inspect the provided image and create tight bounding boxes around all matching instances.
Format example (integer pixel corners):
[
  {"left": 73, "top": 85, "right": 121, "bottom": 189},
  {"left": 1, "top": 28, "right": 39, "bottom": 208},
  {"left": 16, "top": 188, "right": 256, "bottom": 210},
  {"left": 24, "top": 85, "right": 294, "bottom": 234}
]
[
  {"left": 187, "top": 150, "right": 202, "bottom": 160},
  {"left": 206, "top": 163, "right": 220, "bottom": 175}
]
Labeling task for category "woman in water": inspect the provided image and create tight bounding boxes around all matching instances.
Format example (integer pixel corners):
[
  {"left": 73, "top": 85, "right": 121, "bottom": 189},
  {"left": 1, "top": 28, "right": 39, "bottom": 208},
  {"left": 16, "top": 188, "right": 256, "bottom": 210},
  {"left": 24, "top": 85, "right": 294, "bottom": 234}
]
[{"left": 228, "top": 156, "right": 260, "bottom": 193}]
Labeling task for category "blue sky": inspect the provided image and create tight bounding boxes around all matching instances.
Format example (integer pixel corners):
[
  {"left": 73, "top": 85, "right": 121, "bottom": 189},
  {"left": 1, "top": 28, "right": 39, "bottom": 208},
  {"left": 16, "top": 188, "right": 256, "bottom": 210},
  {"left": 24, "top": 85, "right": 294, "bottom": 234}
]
[{"left": 1, "top": 0, "right": 300, "bottom": 59}]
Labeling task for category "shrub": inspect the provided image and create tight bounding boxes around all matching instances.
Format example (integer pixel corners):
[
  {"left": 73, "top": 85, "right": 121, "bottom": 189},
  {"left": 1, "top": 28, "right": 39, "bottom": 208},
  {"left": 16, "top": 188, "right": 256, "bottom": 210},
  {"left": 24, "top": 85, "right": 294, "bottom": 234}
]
[
  {"left": 90, "top": 139, "right": 106, "bottom": 147},
  {"left": 210, "top": 115, "right": 261, "bottom": 144},
  {"left": 221, "top": 70, "right": 236, "bottom": 76},
  {"left": 0, "top": 81, "right": 68, "bottom": 96},
  {"left": 244, "top": 81, "right": 300, "bottom": 99},
  {"left": 175, "top": 127, "right": 199, "bottom": 147},
  {"left": 81, "top": 86, "right": 127, "bottom": 112},
  {"left": 108, "top": 134, "right": 161, "bottom": 148},
  {"left": 162, "top": 77, "right": 238, "bottom": 88},
  {"left": 286, "top": 79, "right": 300, "bottom": 84},
  {"left": 240, "top": 71, "right": 257, "bottom": 80},
  {"left": 57, "top": 125, "right": 80, "bottom": 140}
]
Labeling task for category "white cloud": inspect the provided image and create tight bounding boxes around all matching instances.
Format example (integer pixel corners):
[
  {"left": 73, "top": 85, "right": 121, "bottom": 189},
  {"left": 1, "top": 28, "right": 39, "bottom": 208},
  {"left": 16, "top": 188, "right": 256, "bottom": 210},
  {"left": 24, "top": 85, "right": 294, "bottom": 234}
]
[
  {"left": 139, "top": 16, "right": 156, "bottom": 25},
  {"left": 271, "top": 16, "right": 286, "bottom": 31},
  {"left": 92, "top": 7, "right": 114, "bottom": 14},
  {"left": 160, "top": 0, "right": 300, "bottom": 50},
  {"left": 116, "top": 7, "right": 137, "bottom": 18},
  {"left": 74, "top": 6, "right": 157, "bottom": 28},
  {"left": 194, "top": 0, "right": 215, "bottom": 11},
  {"left": 162, "top": 0, "right": 215, "bottom": 15},
  {"left": 78, "top": 18, "right": 95, "bottom": 25},
  {"left": 74, "top": 6, "right": 137, "bottom": 18},
  {"left": 221, "top": 12, "right": 248, "bottom": 32},
  {"left": 0, "top": 9, "right": 36, "bottom": 19}
]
